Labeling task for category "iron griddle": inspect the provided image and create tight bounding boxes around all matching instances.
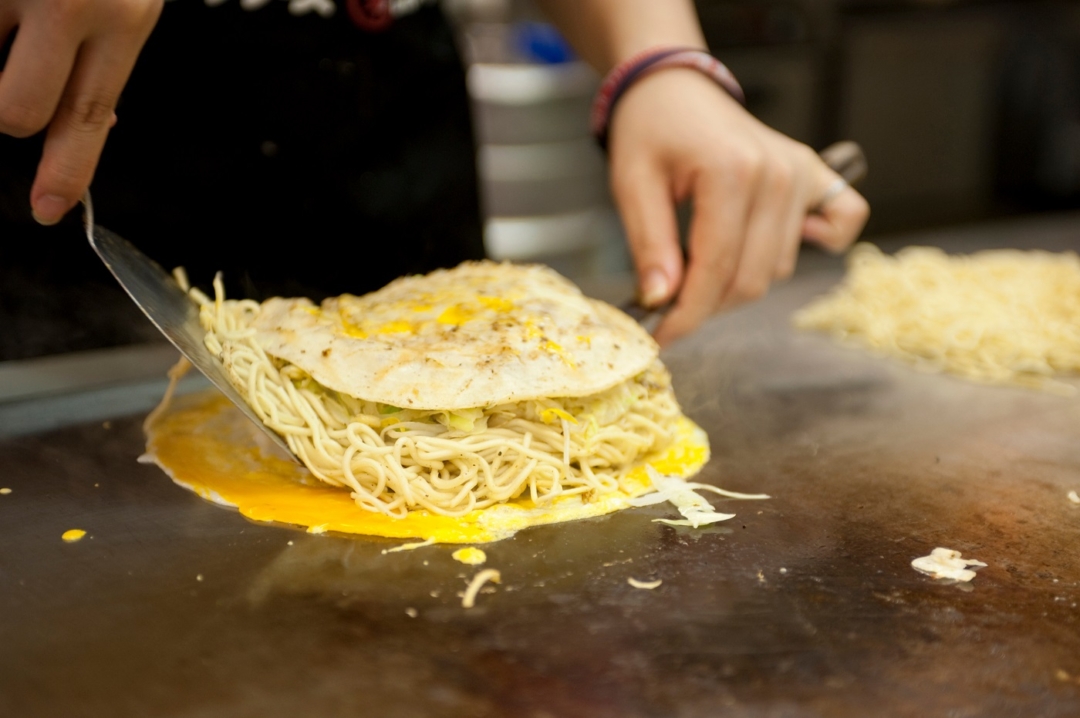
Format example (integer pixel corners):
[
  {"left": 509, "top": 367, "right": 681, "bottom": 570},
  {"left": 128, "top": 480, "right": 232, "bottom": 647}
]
[{"left": 2, "top": 219, "right": 1079, "bottom": 717}]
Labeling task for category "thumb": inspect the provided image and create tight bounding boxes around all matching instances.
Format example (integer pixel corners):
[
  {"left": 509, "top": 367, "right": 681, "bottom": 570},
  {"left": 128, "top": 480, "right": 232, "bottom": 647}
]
[{"left": 611, "top": 161, "right": 684, "bottom": 308}]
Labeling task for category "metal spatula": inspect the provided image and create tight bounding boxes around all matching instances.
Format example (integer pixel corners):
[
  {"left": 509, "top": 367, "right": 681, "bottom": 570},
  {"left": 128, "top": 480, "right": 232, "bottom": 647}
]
[{"left": 82, "top": 192, "right": 299, "bottom": 463}]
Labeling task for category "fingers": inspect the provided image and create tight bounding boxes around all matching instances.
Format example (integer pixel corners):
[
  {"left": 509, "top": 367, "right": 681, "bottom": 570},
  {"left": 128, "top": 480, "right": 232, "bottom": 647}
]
[
  {"left": 31, "top": 44, "right": 120, "bottom": 224},
  {"left": 802, "top": 182, "right": 871, "bottom": 253},
  {"left": 0, "top": 13, "right": 16, "bottom": 54},
  {"left": 653, "top": 156, "right": 753, "bottom": 345},
  {"left": 31, "top": 3, "right": 161, "bottom": 224},
  {"left": 604, "top": 64, "right": 871, "bottom": 345},
  {"left": 655, "top": 142, "right": 851, "bottom": 346},
  {"left": 0, "top": 15, "right": 81, "bottom": 139},
  {"left": 0, "top": 0, "right": 162, "bottom": 224},
  {"left": 611, "top": 158, "right": 685, "bottom": 309},
  {"left": 719, "top": 157, "right": 801, "bottom": 307},
  {"left": 776, "top": 146, "right": 827, "bottom": 276}
]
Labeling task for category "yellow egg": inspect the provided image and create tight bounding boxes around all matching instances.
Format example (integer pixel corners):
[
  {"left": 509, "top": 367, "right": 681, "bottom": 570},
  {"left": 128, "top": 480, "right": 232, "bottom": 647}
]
[
  {"left": 451, "top": 547, "right": 487, "bottom": 565},
  {"left": 144, "top": 391, "right": 710, "bottom": 544}
]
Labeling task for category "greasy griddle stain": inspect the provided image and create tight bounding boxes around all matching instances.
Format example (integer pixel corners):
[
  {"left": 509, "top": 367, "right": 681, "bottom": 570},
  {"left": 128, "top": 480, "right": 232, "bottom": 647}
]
[
  {"left": 646, "top": 333, "right": 1080, "bottom": 715},
  {"left": 143, "top": 389, "right": 710, "bottom": 543},
  {"left": 696, "top": 432, "right": 1080, "bottom": 715}
]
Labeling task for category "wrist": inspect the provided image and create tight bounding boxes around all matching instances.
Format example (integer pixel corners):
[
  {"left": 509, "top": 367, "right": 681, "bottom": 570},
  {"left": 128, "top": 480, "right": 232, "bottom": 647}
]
[
  {"left": 599, "top": 38, "right": 707, "bottom": 74},
  {"left": 591, "top": 48, "right": 746, "bottom": 150}
]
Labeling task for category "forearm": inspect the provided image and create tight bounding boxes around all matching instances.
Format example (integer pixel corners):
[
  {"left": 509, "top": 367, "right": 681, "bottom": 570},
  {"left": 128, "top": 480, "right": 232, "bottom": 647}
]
[{"left": 535, "top": 0, "right": 707, "bottom": 72}]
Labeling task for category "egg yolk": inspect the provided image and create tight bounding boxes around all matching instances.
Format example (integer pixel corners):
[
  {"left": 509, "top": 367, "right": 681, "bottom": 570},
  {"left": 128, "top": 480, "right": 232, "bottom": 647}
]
[
  {"left": 144, "top": 391, "right": 710, "bottom": 544},
  {"left": 451, "top": 547, "right": 488, "bottom": 565}
]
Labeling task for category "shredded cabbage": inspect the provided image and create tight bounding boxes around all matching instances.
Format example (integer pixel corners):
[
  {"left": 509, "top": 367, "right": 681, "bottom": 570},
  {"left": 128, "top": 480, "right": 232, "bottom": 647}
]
[{"left": 629, "top": 466, "right": 770, "bottom": 528}]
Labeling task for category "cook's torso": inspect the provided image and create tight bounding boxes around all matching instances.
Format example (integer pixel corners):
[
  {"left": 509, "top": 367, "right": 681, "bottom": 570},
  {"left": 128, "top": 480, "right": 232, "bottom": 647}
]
[{"left": 0, "top": 0, "right": 483, "bottom": 357}]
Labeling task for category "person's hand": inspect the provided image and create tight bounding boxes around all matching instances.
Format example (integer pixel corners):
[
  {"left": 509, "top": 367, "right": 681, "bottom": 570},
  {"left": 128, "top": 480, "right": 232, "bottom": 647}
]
[
  {"left": 0, "top": 0, "right": 162, "bottom": 224},
  {"left": 608, "top": 68, "right": 870, "bottom": 345}
]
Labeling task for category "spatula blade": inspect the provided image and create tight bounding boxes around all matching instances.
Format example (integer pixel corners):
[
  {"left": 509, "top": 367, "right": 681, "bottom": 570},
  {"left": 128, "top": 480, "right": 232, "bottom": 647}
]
[{"left": 82, "top": 197, "right": 299, "bottom": 463}]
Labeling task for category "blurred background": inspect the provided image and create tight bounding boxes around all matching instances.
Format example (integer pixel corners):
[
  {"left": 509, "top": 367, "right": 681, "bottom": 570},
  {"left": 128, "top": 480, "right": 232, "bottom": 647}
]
[
  {"left": 2, "top": 0, "right": 1080, "bottom": 420},
  {"left": 450, "top": 0, "right": 1080, "bottom": 277}
]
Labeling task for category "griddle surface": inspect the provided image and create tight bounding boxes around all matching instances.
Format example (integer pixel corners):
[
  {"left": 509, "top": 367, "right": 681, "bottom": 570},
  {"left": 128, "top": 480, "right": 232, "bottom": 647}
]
[{"left": 2, "top": 263, "right": 1080, "bottom": 718}]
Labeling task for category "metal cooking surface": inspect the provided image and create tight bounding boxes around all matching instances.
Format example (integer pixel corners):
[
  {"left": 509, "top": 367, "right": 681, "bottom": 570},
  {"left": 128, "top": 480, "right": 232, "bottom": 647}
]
[{"left": 3, "top": 236, "right": 1080, "bottom": 717}]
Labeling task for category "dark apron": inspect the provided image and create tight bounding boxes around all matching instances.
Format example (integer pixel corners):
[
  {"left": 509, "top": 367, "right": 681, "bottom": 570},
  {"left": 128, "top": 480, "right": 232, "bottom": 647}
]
[{"left": 0, "top": 0, "right": 484, "bottom": 359}]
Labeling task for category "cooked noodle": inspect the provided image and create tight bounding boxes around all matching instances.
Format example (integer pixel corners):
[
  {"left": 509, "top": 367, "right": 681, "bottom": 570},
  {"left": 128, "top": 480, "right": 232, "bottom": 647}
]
[
  {"left": 196, "top": 276, "right": 681, "bottom": 518},
  {"left": 793, "top": 243, "right": 1080, "bottom": 394},
  {"left": 462, "top": 569, "right": 501, "bottom": 608}
]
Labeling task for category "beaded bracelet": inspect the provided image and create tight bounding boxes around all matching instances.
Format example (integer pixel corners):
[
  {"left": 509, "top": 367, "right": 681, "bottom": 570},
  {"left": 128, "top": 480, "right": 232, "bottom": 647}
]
[{"left": 590, "top": 47, "right": 746, "bottom": 150}]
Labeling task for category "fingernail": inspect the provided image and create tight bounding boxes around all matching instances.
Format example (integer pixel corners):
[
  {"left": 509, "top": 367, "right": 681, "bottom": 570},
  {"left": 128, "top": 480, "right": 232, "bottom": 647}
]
[
  {"left": 640, "top": 269, "right": 669, "bottom": 307},
  {"left": 32, "top": 195, "right": 70, "bottom": 226}
]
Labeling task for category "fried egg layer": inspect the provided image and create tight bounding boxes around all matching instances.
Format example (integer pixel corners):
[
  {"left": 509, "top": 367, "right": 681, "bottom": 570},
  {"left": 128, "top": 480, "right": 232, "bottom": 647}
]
[
  {"left": 253, "top": 261, "right": 658, "bottom": 410},
  {"left": 144, "top": 390, "right": 710, "bottom": 544}
]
